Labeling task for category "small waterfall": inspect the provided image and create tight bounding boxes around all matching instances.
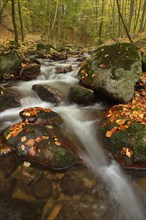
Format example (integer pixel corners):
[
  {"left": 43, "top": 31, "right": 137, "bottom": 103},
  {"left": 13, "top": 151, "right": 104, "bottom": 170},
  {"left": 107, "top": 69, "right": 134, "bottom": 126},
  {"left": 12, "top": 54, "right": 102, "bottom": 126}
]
[
  {"left": 0, "top": 57, "right": 145, "bottom": 220},
  {"left": 56, "top": 105, "right": 146, "bottom": 220}
]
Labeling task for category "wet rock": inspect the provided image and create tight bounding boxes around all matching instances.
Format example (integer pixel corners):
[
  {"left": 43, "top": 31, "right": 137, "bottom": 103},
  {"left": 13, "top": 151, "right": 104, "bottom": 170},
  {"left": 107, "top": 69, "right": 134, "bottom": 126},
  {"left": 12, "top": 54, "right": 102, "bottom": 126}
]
[
  {"left": 70, "top": 85, "right": 95, "bottom": 105},
  {"left": 3, "top": 123, "right": 80, "bottom": 170},
  {"left": 0, "top": 86, "right": 21, "bottom": 112},
  {"left": 51, "top": 52, "right": 67, "bottom": 61},
  {"left": 0, "top": 51, "right": 21, "bottom": 80},
  {"left": 12, "top": 165, "right": 42, "bottom": 186},
  {"left": 0, "top": 171, "right": 14, "bottom": 195},
  {"left": 0, "top": 154, "right": 18, "bottom": 177},
  {"left": 99, "top": 92, "right": 146, "bottom": 169},
  {"left": 19, "top": 107, "right": 63, "bottom": 125},
  {"left": 78, "top": 43, "right": 142, "bottom": 103},
  {"left": 19, "top": 61, "right": 40, "bottom": 81},
  {"left": 36, "top": 43, "right": 54, "bottom": 52},
  {"left": 0, "top": 133, "right": 14, "bottom": 157},
  {"left": 60, "top": 173, "right": 88, "bottom": 196},
  {"left": 56, "top": 65, "right": 72, "bottom": 74},
  {"left": 12, "top": 184, "right": 36, "bottom": 203},
  {"left": 0, "top": 199, "right": 42, "bottom": 220},
  {"left": 33, "top": 176, "right": 52, "bottom": 199},
  {"left": 32, "top": 84, "right": 62, "bottom": 104},
  {"left": 44, "top": 200, "right": 107, "bottom": 220}
]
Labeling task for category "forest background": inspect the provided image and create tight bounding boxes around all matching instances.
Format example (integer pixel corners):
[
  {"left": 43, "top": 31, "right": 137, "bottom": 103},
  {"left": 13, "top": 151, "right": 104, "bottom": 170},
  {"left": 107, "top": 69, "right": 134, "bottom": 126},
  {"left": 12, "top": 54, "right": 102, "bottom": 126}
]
[{"left": 0, "top": 0, "right": 146, "bottom": 47}]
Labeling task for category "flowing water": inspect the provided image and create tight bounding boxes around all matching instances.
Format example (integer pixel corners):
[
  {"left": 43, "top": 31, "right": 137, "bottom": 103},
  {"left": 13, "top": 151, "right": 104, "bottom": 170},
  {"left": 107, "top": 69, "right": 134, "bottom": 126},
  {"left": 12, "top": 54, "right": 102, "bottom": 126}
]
[{"left": 0, "top": 56, "right": 146, "bottom": 220}]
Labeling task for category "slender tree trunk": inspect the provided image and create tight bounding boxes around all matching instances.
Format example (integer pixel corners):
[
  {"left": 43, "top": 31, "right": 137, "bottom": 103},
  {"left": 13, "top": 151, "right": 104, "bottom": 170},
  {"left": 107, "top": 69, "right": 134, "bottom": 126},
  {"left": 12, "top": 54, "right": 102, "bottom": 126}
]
[
  {"left": 18, "top": 0, "right": 24, "bottom": 41},
  {"left": 47, "top": 0, "right": 51, "bottom": 42},
  {"left": 57, "top": 2, "right": 61, "bottom": 44},
  {"left": 98, "top": 0, "right": 105, "bottom": 44},
  {"left": 139, "top": 0, "right": 146, "bottom": 32},
  {"left": 128, "top": 0, "right": 134, "bottom": 33},
  {"left": 51, "top": 0, "right": 59, "bottom": 32},
  {"left": 134, "top": 0, "right": 142, "bottom": 32},
  {"left": 0, "top": 0, "right": 9, "bottom": 20},
  {"left": 116, "top": 0, "right": 133, "bottom": 43},
  {"left": 11, "top": 0, "right": 18, "bottom": 43}
]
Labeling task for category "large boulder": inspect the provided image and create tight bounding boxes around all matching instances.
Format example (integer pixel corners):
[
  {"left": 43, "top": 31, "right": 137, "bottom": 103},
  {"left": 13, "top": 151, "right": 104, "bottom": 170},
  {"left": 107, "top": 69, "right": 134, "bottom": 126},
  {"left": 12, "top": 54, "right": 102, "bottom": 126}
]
[
  {"left": 99, "top": 91, "right": 146, "bottom": 169},
  {"left": 78, "top": 43, "right": 142, "bottom": 103},
  {"left": 0, "top": 51, "right": 21, "bottom": 80},
  {"left": 3, "top": 122, "right": 79, "bottom": 170}
]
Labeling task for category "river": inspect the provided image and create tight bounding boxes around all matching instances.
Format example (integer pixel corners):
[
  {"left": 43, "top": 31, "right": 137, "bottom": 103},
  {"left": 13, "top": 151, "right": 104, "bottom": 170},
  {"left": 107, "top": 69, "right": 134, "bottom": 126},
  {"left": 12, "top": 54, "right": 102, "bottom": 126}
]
[{"left": 0, "top": 56, "right": 146, "bottom": 220}]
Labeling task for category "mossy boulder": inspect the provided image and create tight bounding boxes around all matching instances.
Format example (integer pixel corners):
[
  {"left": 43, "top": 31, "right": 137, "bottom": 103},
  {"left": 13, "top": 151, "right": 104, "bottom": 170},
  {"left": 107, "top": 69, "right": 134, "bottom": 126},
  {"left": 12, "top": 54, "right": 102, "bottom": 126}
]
[
  {"left": 0, "top": 51, "right": 21, "bottom": 79},
  {"left": 78, "top": 43, "right": 142, "bottom": 103},
  {"left": 36, "top": 43, "right": 54, "bottom": 52},
  {"left": 3, "top": 120, "right": 79, "bottom": 170},
  {"left": 99, "top": 93, "right": 146, "bottom": 168},
  {"left": 70, "top": 85, "right": 95, "bottom": 105}
]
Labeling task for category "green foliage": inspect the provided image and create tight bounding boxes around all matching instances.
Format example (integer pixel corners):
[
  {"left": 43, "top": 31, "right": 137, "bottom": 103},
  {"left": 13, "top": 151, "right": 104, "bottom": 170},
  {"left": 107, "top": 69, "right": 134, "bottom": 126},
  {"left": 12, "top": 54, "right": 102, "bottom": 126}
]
[{"left": 1, "top": 0, "right": 146, "bottom": 46}]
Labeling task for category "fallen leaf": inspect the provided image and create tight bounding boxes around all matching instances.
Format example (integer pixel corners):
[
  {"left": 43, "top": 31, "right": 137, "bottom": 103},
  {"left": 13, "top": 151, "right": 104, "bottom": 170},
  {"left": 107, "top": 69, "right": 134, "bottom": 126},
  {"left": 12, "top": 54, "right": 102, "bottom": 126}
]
[
  {"left": 106, "top": 131, "right": 112, "bottom": 137},
  {"left": 55, "top": 141, "right": 61, "bottom": 146},
  {"left": 21, "top": 136, "right": 27, "bottom": 142},
  {"left": 116, "top": 119, "right": 126, "bottom": 125}
]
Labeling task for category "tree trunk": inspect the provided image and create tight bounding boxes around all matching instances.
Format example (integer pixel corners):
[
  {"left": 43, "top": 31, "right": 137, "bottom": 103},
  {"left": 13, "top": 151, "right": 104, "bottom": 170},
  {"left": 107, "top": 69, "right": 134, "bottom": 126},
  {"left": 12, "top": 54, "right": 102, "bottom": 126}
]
[
  {"left": 18, "top": 0, "right": 24, "bottom": 41},
  {"left": 116, "top": 0, "right": 133, "bottom": 43},
  {"left": 98, "top": 0, "right": 105, "bottom": 44},
  {"left": 139, "top": 0, "right": 146, "bottom": 32},
  {"left": 0, "top": 0, "right": 9, "bottom": 20},
  {"left": 11, "top": 0, "right": 18, "bottom": 43}
]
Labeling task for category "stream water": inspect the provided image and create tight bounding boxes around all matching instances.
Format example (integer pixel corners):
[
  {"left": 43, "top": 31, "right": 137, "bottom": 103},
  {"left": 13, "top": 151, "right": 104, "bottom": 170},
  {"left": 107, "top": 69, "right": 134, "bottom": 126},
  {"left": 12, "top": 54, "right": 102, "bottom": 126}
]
[{"left": 0, "top": 56, "right": 146, "bottom": 220}]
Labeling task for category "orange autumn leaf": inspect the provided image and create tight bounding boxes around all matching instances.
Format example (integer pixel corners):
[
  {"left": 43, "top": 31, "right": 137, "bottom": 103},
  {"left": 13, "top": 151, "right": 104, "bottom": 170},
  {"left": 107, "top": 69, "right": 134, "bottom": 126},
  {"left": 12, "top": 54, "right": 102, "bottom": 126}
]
[
  {"left": 6, "top": 133, "right": 12, "bottom": 140},
  {"left": 55, "top": 141, "right": 61, "bottom": 146},
  {"left": 35, "top": 137, "right": 42, "bottom": 143},
  {"left": 99, "top": 63, "right": 105, "bottom": 68},
  {"left": 121, "top": 147, "right": 134, "bottom": 158},
  {"left": 21, "top": 136, "right": 27, "bottom": 142},
  {"left": 116, "top": 119, "right": 126, "bottom": 125},
  {"left": 29, "top": 146, "right": 36, "bottom": 156},
  {"left": 25, "top": 139, "right": 35, "bottom": 147},
  {"left": 102, "top": 122, "right": 107, "bottom": 128},
  {"left": 106, "top": 131, "right": 112, "bottom": 137}
]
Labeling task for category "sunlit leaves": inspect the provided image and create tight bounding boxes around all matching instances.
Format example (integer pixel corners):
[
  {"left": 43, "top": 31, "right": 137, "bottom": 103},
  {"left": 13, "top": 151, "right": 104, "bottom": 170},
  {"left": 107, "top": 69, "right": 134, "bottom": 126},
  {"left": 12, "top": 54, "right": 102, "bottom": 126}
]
[
  {"left": 120, "top": 147, "right": 134, "bottom": 158},
  {"left": 104, "top": 88, "right": 146, "bottom": 138}
]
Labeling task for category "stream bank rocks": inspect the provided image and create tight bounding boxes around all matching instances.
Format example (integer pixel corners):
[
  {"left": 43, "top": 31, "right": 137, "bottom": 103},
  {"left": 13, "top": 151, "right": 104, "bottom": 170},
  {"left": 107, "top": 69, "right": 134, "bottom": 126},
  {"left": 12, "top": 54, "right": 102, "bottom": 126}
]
[
  {"left": 99, "top": 89, "right": 146, "bottom": 169},
  {"left": 70, "top": 84, "right": 96, "bottom": 105},
  {"left": 78, "top": 43, "right": 142, "bottom": 103},
  {"left": 0, "top": 51, "right": 41, "bottom": 81},
  {"left": 2, "top": 107, "right": 79, "bottom": 170},
  {"left": 0, "top": 86, "right": 21, "bottom": 112},
  {"left": 32, "top": 84, "right": 62, "bottom": 105}
]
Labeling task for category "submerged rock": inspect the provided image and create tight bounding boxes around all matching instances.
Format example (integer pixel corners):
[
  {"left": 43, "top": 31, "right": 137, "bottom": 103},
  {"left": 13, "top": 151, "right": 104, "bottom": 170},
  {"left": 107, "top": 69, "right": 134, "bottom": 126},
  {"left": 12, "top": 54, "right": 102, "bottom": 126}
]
[
  {"left": 0, "top": 87, "right": 21, "bottom": 112},
  {"left": 70, "top": 85, "right": 95, "bottom": 105},
  {"left": 78, "top": 43, "right": 142, "bottom": 103},
  {"left": 32, "top": 84, "right": 62, "bottom": 104},
  {"left": 3, "top": 122, "right": 79, "bottom": 170}
]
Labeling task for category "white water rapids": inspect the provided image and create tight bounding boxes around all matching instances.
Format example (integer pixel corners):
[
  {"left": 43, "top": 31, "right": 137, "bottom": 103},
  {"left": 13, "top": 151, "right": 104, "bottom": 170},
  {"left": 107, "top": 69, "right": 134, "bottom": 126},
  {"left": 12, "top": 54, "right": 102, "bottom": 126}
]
[{"left": 0, "top": 57, "right": 145, "bottom": 220}]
